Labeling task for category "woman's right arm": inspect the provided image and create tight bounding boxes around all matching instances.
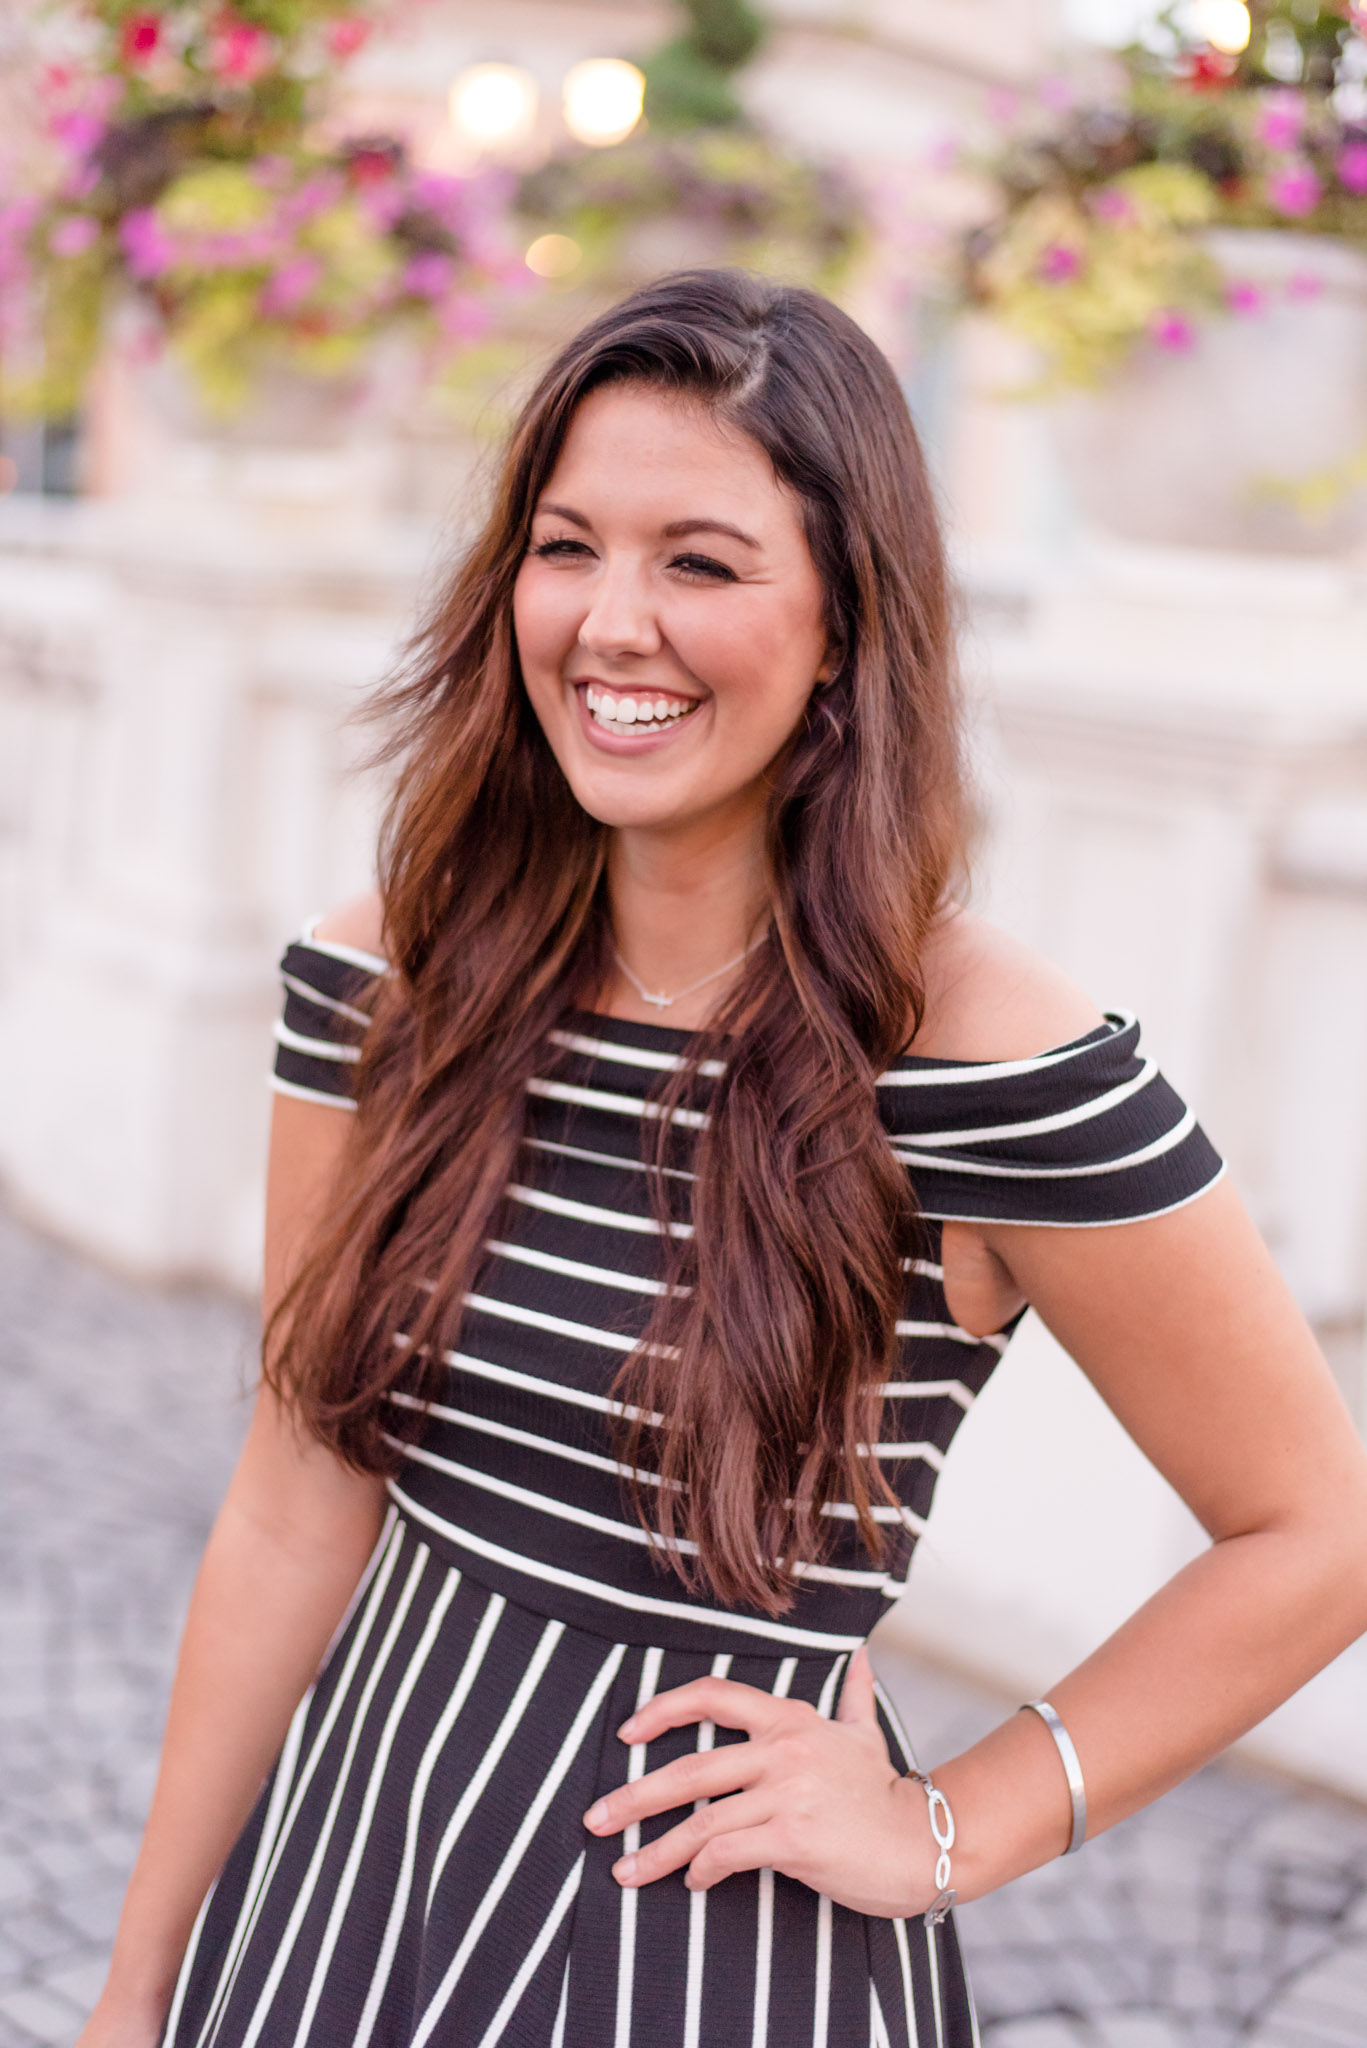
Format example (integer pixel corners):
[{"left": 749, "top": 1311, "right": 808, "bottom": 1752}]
[{"left": 80, "top": 905, "right": 389, "bottom": 2046}]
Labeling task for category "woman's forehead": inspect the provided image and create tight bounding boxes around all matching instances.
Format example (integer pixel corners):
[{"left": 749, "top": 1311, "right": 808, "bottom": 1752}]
[{"left": 541, "top": 384, "right": 798, "bottom": 532}]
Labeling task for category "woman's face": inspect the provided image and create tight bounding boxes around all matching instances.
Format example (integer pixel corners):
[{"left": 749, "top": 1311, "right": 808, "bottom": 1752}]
[{"left": 513, "top": 383, "right": 830, "bottom": 836}]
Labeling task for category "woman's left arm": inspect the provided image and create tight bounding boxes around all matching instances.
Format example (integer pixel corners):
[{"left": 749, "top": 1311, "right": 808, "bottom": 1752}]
[
  {"left": 936, "top": 1171, "right": 1367, "bottom": 1896},
  {"left": 587, "top": 1176, "right": 1367, "bottom": 1912}
]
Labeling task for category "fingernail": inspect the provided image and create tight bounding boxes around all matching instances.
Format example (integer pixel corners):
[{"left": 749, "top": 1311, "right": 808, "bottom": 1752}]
[
  {"left": 584, "top": 1801, "right": 609, "bottom": 1831},
  {"left": 618, "top": 1718, "right": 637, "bottom": 1741},
  {"left": 613, "top": 1854, "right": 638, "bottom": 1884}
]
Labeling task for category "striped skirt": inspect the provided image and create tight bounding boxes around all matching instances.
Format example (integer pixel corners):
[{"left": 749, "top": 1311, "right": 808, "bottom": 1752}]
[{"left": 163, "top": 1509, "right": 978, "bottom": 2048}]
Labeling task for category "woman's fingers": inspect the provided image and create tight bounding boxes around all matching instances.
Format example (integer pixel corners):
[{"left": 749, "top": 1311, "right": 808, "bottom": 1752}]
[
  {"left": 618, "top": 1675, "right": 795, "bottom": 1746},
  {"left": 684, "top": 1821, "right": 786, "bottom": 1891},
  {"left": 584, "top": 1742, "right": 757, "bottom": 1836},
  {"left": 612, "top": 1789, "right": 772, "bottom": 1888}
]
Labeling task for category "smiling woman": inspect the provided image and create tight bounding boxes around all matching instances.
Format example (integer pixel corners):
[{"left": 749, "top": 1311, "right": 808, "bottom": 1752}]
[{"left": 77, "top": 272, "right": 1367, "bottom": 2048}]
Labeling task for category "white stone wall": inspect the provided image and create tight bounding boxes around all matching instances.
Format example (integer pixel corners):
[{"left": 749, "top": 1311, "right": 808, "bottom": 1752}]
[{"left": 3, "top": 0, "right": 1366, "bottom": 1793}]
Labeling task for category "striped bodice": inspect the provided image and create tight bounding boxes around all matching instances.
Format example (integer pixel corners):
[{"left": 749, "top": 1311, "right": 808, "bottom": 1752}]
[{"left": 273, "top": 932, "right": 1223, "bottom": 1659}]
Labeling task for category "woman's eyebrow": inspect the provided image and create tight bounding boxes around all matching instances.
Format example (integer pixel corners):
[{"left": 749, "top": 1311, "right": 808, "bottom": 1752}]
[
  {"left": 662, "top": 518, "right": 761, "bottom": 548},
  {"left": 532, "top": 503, "right": 761, "bottom": 550}
]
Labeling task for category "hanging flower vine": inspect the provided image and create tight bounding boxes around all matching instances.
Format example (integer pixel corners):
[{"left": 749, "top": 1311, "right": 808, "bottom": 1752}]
[{"left": 0, "top": 1, "right": 527, "bottom": 416}]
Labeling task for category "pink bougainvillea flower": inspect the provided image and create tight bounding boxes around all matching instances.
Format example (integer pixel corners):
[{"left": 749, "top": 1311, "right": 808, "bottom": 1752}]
[
  {"left": 1224, "top": 278, "right": 1263, "bottom": 315},
  {"left": 345, "top": 145, "right": 399, "bottom": 188},
  {"left": 208, "top": 14, "right": 271, "bottom": 83},
  {"left": 403, "top": 252, "right": 455, "bottom": 299},
  {"left": 325, "top": 16, "right": 372, "bottom": 60},
  {"left": 1090, "top": 185, "right": 1134, "bottom": 223},
  {"left": 1337, "top": 141, "right": 1367, "bottom": 195},
  {"left": 1037, "top": 241, "right": 1082, "bottom": 283},
  {"left": 0, "top": 198, "right": 40, "bottom": 284},
  {"left": 435, "top": 291, "right": 490, "bottom": 343},
  {"left": 49, "top": 213, "right": 100, "bottom": 258},
  {"left": 1039, "top": 75, "right": 1074, "bottom": 112},
  {"left": 120, "top": 13, "right": 162, "bottom": 63},
  {"left": 985, "top": 88, "right": 1019, "bottom": 126},
  {"left": 120, "top": 206, "right": 176, "bottom": 277},
  {"left": 1255, "top": 91, "right": 1305, "bottom": 152},
  {"left": 50, "top": 109, "right": 107, "bottom": 157},
  {"left": 1286, "top": 269, "right": 1323, "bottom": 301},
  {"left": 1266, "top": 158, "right": 1322, "bottom": 217},
  {"left": 261, "top": 255, "right": 323, "bottom": 312},
  {"left": 1150, "top": 308, "right": 1196, "bottom": 352}
]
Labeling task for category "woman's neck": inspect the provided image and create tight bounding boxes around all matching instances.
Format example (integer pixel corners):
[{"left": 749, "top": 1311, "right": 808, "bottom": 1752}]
[{"left": 601, "top": 807, "right": 771, "bottom": 1029}]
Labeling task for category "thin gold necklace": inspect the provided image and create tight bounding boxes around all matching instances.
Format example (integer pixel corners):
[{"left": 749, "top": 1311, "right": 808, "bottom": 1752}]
[{"left": 613, "top": 933, "right": 765, "bottom": 1012}]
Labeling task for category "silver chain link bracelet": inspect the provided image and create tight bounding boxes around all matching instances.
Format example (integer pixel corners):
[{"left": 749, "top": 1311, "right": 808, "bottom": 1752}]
[{"left": 904, "top": 1768, "right": 957, "bottom": 1925}]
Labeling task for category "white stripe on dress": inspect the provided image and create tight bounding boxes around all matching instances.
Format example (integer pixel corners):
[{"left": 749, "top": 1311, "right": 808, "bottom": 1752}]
[
  {"left": 390, "top": 1486, "right": 867, "bottom": 1652},
  {"left": 811, "top": 1657, "right": 848, "bottom": 2048},
  {"left": 892, "top": 1057, "right": 1157, "bottom": 1149},
  {"left": 387, "top": 1388, "right": 676, "bottom": 1490},
  {"left": 292, "top": 1567, "right": 459, "bottom": 2046},
  {"left": 269, "top": 1073, "right": 358, "bottom": 1110},
  {"left": 875, "top": 1018, "right": 1130, "bottom": 1087},
  {"left": 410, "top": 1643, "right": 628, "bottom": 2048},
  {"left": 424, "top": 1619, "right": 567, "bottom": 1913},
  {"left": 550, "top": 1027, "right": 727, "bottom": 1078},
  {"left": 508, "top": 1181, "right": 694, "bottom": 1239},
  {"left": 925, "top": 1920, "right": 946, "bottom": 2048},
  {"left": 893, "top": 1918, "right": 919, "bottom": 2048},
  {"left": 273, "top": 1017, "right": 362, "bottom": 1063},
  {"left": 752, "top": 1656, "right": 799, "bottom": 2048},
  {"left": 351, "top": 1587, "right": 504, "bottom": 2048},
  {"left": 550, "top": 1960, "right": 571, "bottom": 2048},
  {"left": 528, "top": 1075, "right": 710, "bottom": 1128},
  {"left": 485, "top": 1236, "right": 683, "bottom": 1298},
  {"left": 895, "top": 1320, "right": 1007, "bottom": 1354},
  {"left": 190, "top": 1518, "right": 406, "bottom": 2048},
  {"left": 892, "top": 1104, "right": 1195, "bottom": 1181},
  {"left": 616, "top": 1647, "right": 665, "bottom": 2048},
  {"left": 281, "top": 969, "right": 372, "bottom": 1027},
  {"left": 524, "top": 1133, "right": 696, "bottom": 1181},
  {"left": 475, "top": 1851, "right": 586, "bottom": 2048},
  {"left": 297, "top": 920, "right": 389, "bottom": 975},
  {"left": 238, "top": 1541, "right": 432, "bottom": 2048},
  {"left": 683, "top": 1652, "right": 733, "bottom": 2048}
]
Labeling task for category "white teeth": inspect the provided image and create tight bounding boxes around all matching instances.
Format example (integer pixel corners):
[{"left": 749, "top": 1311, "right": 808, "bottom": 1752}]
[{"left": 583, "top": 687, "right": 698, "bottom": 734}]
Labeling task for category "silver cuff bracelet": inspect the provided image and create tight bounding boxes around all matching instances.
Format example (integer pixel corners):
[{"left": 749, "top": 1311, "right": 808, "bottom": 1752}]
[{"left": 1022, "top": 1699, "right": 1087, "bottom": 1855}]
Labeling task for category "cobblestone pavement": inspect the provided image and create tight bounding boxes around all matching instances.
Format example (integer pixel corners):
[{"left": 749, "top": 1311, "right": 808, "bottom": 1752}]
[{"left": 3, "top": 1206, "right": 1367, "bottom": 2048}]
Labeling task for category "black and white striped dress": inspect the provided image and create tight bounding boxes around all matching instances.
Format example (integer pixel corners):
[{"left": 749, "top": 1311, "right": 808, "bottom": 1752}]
[{"left": 163, "top": 928, "right": 1223, "bottom": 2048}]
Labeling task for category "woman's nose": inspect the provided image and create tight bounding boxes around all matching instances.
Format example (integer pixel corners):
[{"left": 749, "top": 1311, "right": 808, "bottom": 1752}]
[{"left": 577, "top": 565, "right": 662, "bottom": 660}]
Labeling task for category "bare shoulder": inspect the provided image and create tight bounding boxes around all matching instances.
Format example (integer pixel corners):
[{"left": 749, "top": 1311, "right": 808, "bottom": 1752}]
[
  {"left": 311, "top": 889, "right": 385, "bottom": 961},
  {"left": 910, "top": 907, "right": 1105, "bottom": 1062}
]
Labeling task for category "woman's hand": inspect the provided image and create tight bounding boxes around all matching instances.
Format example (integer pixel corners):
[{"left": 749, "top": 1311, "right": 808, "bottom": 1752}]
[{"left": 583, "top": 1648, "right": 935, "bottom": 1917}]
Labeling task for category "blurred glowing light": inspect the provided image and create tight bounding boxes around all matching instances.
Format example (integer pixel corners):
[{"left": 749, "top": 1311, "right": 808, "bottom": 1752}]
[
  {"left": 562, "top": 59, "right": 644, "bottom": 147},
  {"left": 525, "top": 232, "right": 582, "bottom": 277},
  {"left": 449, "top": 63, "right": 538, "bottom": 150},
  {"left": 1189, "top": 0, "right": 1251, "bottom": 54}
]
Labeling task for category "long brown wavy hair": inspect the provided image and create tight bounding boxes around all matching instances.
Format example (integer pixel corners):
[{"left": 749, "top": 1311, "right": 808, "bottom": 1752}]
[{"left": 269, "top": 268, "right": 968, "bottom": 1616}]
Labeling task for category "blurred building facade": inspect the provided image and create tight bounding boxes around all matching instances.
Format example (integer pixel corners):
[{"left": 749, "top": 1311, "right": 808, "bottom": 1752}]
[{"left": 3, "top": 0, "right": 1367, "bottom": 1792}]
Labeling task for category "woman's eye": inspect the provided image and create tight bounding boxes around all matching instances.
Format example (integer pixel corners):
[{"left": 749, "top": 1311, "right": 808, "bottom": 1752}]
[
  {"left": 530, "top": 536, "right": 593, "bottom": 561},
  {"left": 670, "top": 552, "right": 737, "bottom": 583}
]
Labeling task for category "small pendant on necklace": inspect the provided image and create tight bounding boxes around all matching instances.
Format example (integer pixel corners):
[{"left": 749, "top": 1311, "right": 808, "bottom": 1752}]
[{"left": 643, "top": 990, "right": 672, "bottom": 1009}]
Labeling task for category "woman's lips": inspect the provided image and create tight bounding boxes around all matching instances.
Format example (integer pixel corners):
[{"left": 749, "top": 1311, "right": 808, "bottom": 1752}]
[{"left": 571, "top": 679, "right": 706, "bottom": 753}]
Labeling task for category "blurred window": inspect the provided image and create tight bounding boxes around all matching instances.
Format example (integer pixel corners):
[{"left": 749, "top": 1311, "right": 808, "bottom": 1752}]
[{"left": 0, "top": 417, "right": 83, "bottom": 497}]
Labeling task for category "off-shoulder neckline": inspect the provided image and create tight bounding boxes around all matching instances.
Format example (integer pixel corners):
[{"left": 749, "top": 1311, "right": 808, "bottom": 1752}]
[
  {"left": 290, "top": 931, "right": 1128, "bottom": 1079},
  {"left": 558, "top": 1007, "right": 1130, "bottom": 1077}
]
